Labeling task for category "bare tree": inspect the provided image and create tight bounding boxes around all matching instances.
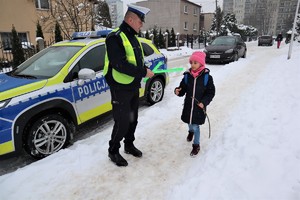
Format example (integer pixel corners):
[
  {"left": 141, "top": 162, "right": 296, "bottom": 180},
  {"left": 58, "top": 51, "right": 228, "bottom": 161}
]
[
  {"left": 39, "top": 0, "right": 98, "bottom": 39},
  {"left": 95, "top": 1, "right": 112, "bottom": 28}
]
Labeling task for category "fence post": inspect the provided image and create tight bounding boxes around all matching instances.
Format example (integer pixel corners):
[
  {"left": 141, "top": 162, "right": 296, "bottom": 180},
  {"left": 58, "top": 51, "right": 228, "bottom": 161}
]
[
  {"left": 164, "top": 32, "right": 168, "bottom": 49},
  {"left": 37, "top": 38, "right": 45, "bottom": 51},
  {"left": 186, "top": 34, "right": 189, "bottom": 47},
  {"left": 150, "top": 34, "right": 154, "bottom": 44}
]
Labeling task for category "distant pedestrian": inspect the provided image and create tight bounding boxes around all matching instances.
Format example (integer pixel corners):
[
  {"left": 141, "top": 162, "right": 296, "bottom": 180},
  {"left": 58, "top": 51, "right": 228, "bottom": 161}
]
[
  {"left": 276, "top": 33, "right": 283, "bottom": 48},
  {"left": 174, "top": 51, "right": 215, "bottom": 157}
]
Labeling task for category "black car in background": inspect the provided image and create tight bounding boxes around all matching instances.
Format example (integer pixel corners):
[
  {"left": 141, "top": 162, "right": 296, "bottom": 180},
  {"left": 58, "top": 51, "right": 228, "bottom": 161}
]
[
  {"left": 258, "top": 35, "right": 274, "bottom": 46},
  {"left": 204, "top": 36, "right": 247, "bottom": 64}
]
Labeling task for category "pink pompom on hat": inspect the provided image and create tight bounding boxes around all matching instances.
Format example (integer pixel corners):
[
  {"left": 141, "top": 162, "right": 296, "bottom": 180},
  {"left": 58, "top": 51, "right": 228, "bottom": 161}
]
[{"left": 189, "top": 51, "right": 206, "bottom": 67}]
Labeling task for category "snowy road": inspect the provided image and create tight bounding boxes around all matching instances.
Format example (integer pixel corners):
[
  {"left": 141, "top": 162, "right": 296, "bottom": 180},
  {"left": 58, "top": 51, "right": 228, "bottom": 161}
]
[{"left": 1, "top": 41, "right": 300, "bottom": 200}]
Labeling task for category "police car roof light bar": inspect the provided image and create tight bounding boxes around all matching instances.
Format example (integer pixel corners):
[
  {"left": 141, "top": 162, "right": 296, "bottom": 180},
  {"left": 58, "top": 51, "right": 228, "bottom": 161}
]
[{"left": 72, "top": 30, "right": 112, "bottom": 40}]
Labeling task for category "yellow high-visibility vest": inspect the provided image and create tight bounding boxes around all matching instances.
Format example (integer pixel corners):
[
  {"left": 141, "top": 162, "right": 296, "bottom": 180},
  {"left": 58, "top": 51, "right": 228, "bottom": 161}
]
[{"left": 104, "top": 28, "right": 143, "bottom": 84}]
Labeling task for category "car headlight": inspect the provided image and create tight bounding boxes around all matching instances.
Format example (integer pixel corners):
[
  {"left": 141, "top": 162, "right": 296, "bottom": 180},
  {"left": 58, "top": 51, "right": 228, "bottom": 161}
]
[
  {"left": 203, "top": 48, "right": 208, "bottom": 53},
  {"left": 0, "top": 99, "right": 11, "bottom": 109},
  {"left": 225, "top": 49, "right": 234, "bottom": 53}
]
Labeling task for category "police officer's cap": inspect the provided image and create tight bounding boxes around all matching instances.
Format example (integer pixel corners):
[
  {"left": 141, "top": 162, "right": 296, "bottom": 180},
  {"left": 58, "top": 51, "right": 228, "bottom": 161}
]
[{"left": 127, "top": 4, "right": 150, "bottom": 22}]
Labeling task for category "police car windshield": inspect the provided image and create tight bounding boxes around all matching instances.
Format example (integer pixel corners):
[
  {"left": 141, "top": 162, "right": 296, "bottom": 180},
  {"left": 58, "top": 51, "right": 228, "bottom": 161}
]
[{"left": 11, "top": 46, "right": 82, "bottom": 79}]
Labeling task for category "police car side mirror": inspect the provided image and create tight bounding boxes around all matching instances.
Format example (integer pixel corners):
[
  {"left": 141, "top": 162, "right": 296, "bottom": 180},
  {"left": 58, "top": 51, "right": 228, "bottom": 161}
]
[{"left": 78, "top": 68, "right": 96, "bottom": 86}]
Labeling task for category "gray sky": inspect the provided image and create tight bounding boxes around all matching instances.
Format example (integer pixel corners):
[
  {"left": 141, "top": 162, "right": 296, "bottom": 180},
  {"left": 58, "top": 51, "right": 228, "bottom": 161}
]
[{"left": 121, "top": 0, "right": 223, "bottom": 13}]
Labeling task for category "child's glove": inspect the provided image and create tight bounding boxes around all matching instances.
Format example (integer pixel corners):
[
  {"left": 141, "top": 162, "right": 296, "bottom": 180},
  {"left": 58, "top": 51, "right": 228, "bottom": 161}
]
[
  {"left": 174, "top": 87, "right": 181, "bottom": 96},
  {"left": 197, "top": 102, "right": 204, "bottom": 109}
]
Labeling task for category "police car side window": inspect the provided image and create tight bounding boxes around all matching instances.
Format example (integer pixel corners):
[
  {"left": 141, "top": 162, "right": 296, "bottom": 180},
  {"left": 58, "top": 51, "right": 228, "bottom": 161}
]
[
  {"left": 64, "top": 45, "right": 105, "bottom": 82},
  {"left": 141, "top": 43, "right": 154, "bottom": 57},
  {"left": 78, "top": 45, "right": 105, "bottom": 72}
]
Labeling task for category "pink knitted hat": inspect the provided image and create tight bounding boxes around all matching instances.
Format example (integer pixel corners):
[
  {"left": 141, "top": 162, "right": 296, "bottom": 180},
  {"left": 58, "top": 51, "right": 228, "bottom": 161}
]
[{"left": 189, "top": 51, "right": 206, "bottom": 67}]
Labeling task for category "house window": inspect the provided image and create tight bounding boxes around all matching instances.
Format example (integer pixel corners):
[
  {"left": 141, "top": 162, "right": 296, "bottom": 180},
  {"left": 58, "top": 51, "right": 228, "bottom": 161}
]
[
  {"left": 193, "top": 23, "right": 197, "bottom": 31},
  {"left": 184, "top": 5, "right": 188, "bottom": 13},
  {"left": 184, "top": 22, "right": 188, "bottom": 30},
  {"left": 35, "top": 0, "right": 50, "bottom": 9},
  {"left": 194, "top": 8, "right": 198, "bottom": 15},
  {"left": 0, "top": 32, "right": 28, "bottom": 51}
]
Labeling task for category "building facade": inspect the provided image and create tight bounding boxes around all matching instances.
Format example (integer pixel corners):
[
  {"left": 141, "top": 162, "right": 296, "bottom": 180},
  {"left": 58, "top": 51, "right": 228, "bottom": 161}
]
[
  {"left": 223, "top": 0, "right": 299, "bottom": 35},
  {"left": 201, "top": 13, "right": 215, "bottom": 32},
  {"left": 136, "top": 0, "right": 202, "bottom": 36},
  {"left": 0, "top": 0, "right": 52, "bottom": 51},
  {"left": 105, "top": 0, "right": 124, "bottom": 28},
  {"left": 0, "top": 0, "right": 97, "bottom": 62}
]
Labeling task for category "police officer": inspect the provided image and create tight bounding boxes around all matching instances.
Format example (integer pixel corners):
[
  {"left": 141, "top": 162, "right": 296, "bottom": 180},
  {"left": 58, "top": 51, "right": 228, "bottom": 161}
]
[{"left": 104, "top": 4, "right": 154, "bottom": 166}]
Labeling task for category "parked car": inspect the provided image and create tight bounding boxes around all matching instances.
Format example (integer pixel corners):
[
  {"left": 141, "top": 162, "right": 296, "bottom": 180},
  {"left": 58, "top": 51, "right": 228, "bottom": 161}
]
[
  {"left": 0, "top": 31, "right": 168, "bottom": 159},
  {"left": 204, "top": 35, "right": 247, "bottom": 63},
  {"left": 258, "top": 35, "right": 274, "bottom": 46}
]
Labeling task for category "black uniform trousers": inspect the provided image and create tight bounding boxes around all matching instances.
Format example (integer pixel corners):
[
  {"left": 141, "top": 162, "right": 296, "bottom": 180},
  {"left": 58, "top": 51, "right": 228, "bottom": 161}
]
[{"left": 108, "top": 87, "right": 139, "bottom": 153}]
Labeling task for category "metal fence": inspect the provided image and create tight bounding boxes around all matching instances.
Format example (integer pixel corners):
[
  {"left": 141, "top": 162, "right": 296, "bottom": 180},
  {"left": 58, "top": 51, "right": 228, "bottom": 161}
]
[
  {"left": 0, "top": 34, "right": 208, "bottom": 73},
  {"left": 0, "top": 39, "right": 57, "bottom": 71}
]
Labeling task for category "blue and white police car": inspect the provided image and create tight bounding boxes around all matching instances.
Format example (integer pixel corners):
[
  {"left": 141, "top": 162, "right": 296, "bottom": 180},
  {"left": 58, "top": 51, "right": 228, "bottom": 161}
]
[{"left": 0, "top": 31, "right": 168, "bottom": 159}]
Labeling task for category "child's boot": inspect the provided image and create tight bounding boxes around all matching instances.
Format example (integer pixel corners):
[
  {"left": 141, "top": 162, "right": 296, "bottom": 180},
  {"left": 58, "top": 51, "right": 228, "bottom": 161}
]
[
  {"left": 190, "top": 144, "right": 200, "bottom": 157},
  {"left": 187, "top": 131, "right": 193, "bottom": 142}
]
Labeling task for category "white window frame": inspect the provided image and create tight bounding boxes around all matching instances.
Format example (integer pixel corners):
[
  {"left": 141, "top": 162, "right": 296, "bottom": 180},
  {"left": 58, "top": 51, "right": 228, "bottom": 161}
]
[
  {"left": 193, "top": 23, "right": 197, "bottom": 31},
  {"left": 184, "top": 22, "right": 188, "bottom": 30},
  {"left": 0, "top": 32, "right": 29, "bottom": 51},
  {"left": 184, "top": 5, "right": 188, "bottom": 14},
  {"left": 35, "top": 0, "right": 50, "bottom": 10},
  {"left": 194, "top": 8, "right": 198, "bottom": 16}
]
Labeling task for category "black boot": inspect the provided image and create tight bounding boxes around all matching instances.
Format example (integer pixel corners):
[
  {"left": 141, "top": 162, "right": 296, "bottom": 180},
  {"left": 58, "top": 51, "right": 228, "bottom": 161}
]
[
  {"left": 187, "top": 131, "right": 194, "bottom": 142},
  {"left": 124, "top": 144, "right": 142, "bottom": 157},
  {"left": 108, "top": 151, "right": 128, "bottom": 166},
  {"left": 190, "top": 144, "right": 200, "bottom": 157}
]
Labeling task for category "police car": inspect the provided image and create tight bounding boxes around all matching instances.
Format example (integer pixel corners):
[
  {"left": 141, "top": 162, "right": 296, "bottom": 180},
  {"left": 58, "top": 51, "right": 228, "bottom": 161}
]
[{"left": 0, "top": 30, "right": 168, "bottom": 159}]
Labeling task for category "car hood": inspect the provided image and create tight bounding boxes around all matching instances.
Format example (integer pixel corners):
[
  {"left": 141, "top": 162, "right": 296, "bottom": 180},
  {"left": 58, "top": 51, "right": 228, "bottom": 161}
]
[
  {"left": 206, "top": 45, "right": 235, "bottom": 52},
  {"left": 0, "top": 73, "right": 47, "bottom": 101}
]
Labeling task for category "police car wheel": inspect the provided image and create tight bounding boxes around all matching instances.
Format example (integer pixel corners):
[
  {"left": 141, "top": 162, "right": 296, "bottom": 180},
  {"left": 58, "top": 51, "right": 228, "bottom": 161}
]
[
  {"left": 24, "top": 114, "right": 71, "bottom": 159},
  {"left": 242, "top": 50, "right": 247, "bottom": 58},
  {"left": 147, "top": 78, "right": 164, "bottom": 105}
]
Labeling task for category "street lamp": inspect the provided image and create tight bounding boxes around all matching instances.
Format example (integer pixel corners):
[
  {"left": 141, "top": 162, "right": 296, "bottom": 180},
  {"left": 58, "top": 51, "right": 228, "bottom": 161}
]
[
  {"left": 176, "top": 32, "right": 180, "bottom": 48},
  {"left": 287, "top": 0, "right": 300, "bottom": 59},
  {"left": 164, "top": 32, "right": 168, "bottom": 49}
]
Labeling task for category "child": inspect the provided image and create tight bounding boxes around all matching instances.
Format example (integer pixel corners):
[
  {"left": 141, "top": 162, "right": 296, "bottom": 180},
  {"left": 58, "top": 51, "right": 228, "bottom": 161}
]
[{"left": 174, "top": 51, "right": 215, "bottom": 157}]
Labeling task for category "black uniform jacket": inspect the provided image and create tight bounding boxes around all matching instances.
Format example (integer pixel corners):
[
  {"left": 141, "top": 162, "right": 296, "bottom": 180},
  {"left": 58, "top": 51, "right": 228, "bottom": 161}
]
[
  {"left": 176, "top": 69, "right": 215, "bottom": 125},
  {"left": 276, "top": 34, "right": 283, "bottom": 41},
  {"left": 105, "top": 21, "right": 147, "bottom": 90}
]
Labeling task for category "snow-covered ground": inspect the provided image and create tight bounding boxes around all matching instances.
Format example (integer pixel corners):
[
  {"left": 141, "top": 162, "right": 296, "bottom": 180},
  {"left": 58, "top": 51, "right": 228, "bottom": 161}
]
[{"left": 1, "top": 41, "right": 300, "bottom": 200}]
